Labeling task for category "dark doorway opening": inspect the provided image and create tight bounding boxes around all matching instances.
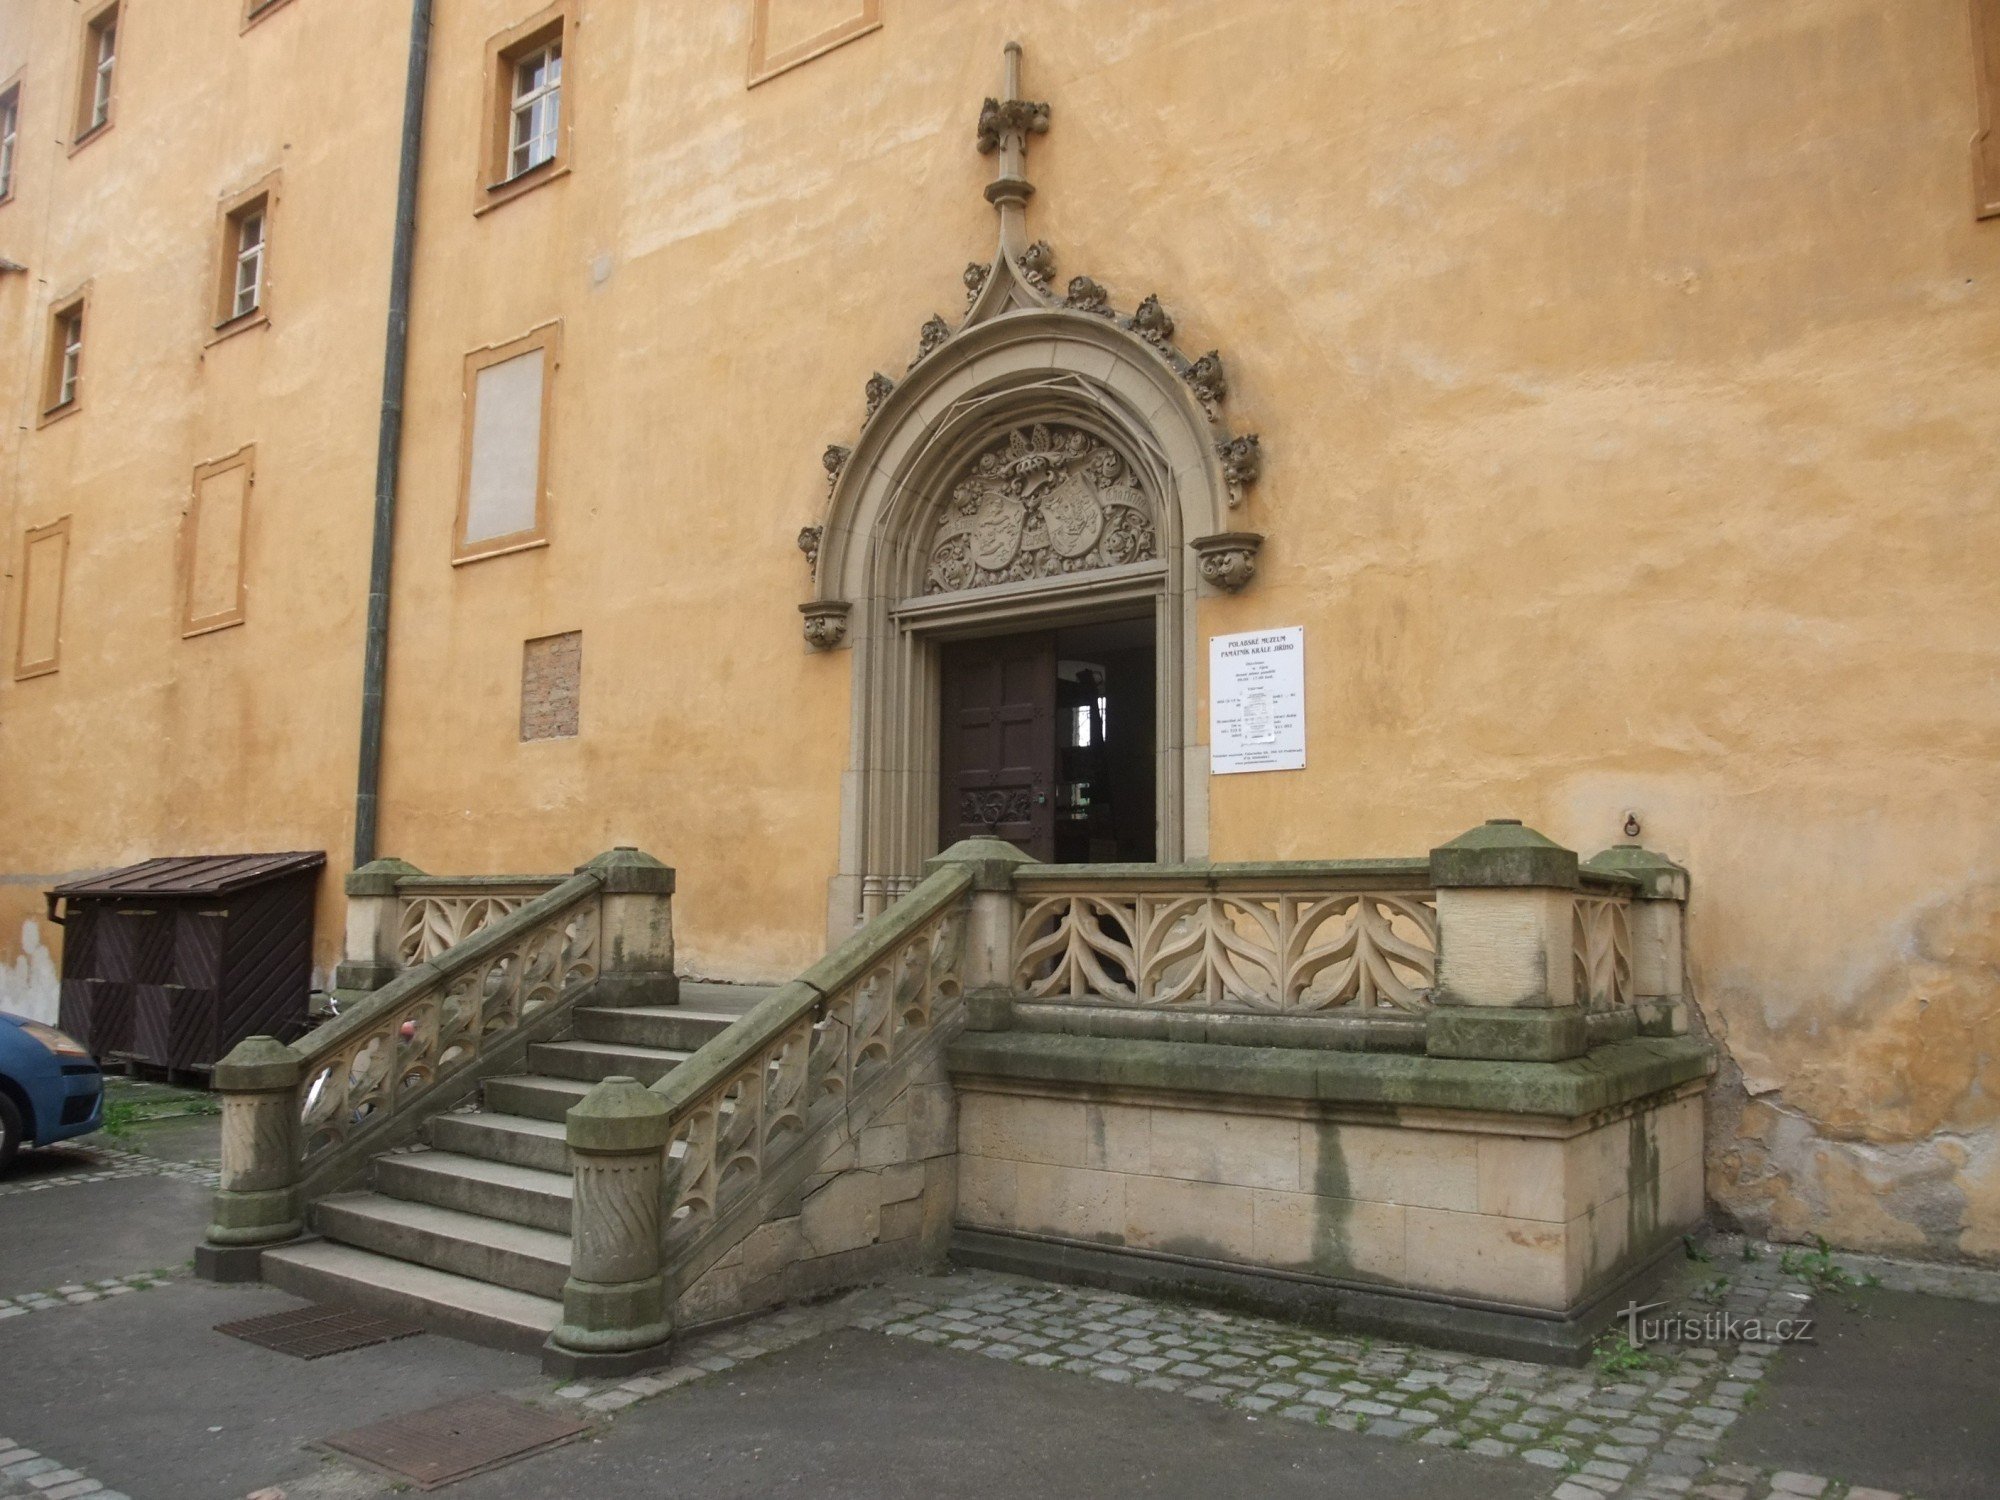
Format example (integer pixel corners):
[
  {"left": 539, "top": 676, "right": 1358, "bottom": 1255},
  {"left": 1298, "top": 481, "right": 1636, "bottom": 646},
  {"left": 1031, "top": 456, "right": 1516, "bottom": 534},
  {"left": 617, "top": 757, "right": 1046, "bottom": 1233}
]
[{"left": 938, "top": 616, "right": 1155, "bottom": 864}]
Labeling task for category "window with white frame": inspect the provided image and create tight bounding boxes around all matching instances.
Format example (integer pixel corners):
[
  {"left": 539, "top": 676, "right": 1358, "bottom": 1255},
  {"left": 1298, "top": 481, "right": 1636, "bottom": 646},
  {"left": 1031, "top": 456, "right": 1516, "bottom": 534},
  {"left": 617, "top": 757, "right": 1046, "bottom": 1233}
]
[
  {"left": 508, "top": 41, "right": 561, "bottom": 179},
  {"left": 81, "top": 7, "right": 117, "bottom": 137},
  {"left": 0, "top": 86, "right": 19, "bottom": 200},
  {"left": 232, "top": 207, "right": 265, "bottom": 318},
  {"left": 49, "top": 302, "right": 83, "bottom": 410}
]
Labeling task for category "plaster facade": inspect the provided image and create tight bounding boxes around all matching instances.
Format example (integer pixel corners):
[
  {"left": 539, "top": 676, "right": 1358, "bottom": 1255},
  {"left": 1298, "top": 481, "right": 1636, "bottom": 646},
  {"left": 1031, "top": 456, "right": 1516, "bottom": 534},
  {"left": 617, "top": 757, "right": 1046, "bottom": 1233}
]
[{"left": 2, "top": 0, "right": 1997, "bottom": 1266}]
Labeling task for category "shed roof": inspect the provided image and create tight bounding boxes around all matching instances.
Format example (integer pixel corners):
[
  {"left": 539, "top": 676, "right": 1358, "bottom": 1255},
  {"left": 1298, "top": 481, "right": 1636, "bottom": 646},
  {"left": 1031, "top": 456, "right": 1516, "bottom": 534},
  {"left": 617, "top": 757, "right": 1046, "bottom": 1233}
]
[{"left": 50, "top": 852, "right": 326, "bottom": 899}]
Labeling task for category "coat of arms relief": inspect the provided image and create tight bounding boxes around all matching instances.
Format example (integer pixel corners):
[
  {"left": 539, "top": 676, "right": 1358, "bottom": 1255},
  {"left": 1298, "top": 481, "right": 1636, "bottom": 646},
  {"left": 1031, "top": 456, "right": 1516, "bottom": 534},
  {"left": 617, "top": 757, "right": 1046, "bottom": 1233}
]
[{"left": 924, "top": 424, "right": 1159, "bottom": 595}]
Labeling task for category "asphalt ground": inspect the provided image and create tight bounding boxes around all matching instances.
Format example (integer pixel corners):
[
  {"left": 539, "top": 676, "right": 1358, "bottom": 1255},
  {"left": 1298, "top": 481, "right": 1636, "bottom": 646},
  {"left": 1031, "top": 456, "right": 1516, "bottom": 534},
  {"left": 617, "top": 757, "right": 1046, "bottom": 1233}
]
[{"left": 1719, "top": 1284, "right": 2000, "bottom": 1500}]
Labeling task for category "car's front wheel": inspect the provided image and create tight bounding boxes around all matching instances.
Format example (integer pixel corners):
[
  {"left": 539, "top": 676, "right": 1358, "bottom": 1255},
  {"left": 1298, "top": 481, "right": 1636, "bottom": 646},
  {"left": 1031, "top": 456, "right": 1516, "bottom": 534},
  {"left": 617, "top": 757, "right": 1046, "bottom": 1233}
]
[{"left": 0, "top": 1091, "right": 22, "bottom": 1174}]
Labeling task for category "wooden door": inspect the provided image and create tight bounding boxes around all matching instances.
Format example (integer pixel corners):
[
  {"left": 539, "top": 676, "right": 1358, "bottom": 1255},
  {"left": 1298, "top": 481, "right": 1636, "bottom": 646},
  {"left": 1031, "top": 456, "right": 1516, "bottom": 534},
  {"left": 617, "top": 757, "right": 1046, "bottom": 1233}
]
[{"left": 939, "top": 632, "right": 1057, "bottom": 861}]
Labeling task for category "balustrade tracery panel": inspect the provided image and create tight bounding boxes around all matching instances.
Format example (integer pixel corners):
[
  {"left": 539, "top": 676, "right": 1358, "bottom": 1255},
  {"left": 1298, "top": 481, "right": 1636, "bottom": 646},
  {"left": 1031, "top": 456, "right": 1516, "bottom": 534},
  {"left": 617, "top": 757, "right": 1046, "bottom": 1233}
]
[
  {"left": 659, "top": 890, "right": 967, "bottom": 1253},
  {"left": 1013, "top": 880, "right": 1438, "bottom": 1013}
]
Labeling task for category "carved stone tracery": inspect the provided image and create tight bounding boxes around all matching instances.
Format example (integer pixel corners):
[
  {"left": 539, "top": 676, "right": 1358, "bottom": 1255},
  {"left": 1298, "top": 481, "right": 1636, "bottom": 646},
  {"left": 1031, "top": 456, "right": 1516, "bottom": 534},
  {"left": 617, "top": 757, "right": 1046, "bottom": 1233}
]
[{"left": 925, "top": 423, "right": 1158, "bottom": 596}]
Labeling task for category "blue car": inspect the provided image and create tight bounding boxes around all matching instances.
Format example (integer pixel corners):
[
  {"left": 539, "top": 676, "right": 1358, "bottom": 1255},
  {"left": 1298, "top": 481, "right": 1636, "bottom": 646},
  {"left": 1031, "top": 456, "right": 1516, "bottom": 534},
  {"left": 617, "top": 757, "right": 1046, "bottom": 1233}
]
[{"left": 0, "top": 1011, "right": 105, "bottom": 1172}]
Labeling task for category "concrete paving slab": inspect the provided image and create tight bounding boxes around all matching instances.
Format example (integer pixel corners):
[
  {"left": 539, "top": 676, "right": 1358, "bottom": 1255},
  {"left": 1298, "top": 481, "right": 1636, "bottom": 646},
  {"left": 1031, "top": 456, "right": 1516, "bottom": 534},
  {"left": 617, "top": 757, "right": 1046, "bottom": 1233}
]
[
  {"left": 1720, "top": 1287, "right": 2000, "bottom": 1500},
  {"left": 444, "top": 1330, "right": 1549, "bottom": 1500},
  {"left": 0, "top": 1279, "right": 538, "bottom": 1500},
  {"left": 0, "top": 1172, "right": 208, "bottom": 1294}
]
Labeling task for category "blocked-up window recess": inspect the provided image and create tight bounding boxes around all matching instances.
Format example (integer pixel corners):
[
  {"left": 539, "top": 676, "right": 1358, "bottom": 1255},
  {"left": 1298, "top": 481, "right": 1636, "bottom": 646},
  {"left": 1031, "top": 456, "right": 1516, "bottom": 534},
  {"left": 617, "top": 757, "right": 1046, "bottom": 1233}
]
[
  {"left": 457, "top": 324, "right": 557, "bottom": 563},
  {"left": 182, "top": 448, "right": 253, "bottom": 636},
  {"left": 15, "top": 516, "right": 71, "bottom": 679},
  {"left": 748, "top": 0, "right": 879, "bottom": 86},
  {"left": 521, "top": 630, "right": 580, "bottom": 740}
]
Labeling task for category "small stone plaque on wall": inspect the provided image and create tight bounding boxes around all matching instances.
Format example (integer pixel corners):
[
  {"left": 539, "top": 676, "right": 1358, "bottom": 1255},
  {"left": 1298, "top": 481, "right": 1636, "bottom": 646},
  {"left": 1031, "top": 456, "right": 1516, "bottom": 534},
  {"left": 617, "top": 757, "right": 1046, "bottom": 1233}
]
[{"left": 521, "top": 631, "right": 581, "bottom": 741}]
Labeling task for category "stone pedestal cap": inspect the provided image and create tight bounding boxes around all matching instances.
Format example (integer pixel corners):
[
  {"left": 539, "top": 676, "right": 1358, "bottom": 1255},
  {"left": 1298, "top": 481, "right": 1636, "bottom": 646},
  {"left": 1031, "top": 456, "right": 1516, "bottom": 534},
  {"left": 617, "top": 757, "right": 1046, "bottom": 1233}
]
[
  {"left": 1581, "top": 843, "right": 1689, "bottom": 901},
  {"left": 1429, "top": 819, "right": 1579, "bottom": 889},
  {"left": 926, "top": 837, "right": 1038, "bottom": 891},
  {"left": 566, "top": 1075, "right": 671, "bottom": 1153},
  {"left": 212, "top": 1036, "right": 305, "bottom": 1092},
  {"left": 578, "top": 847, "right": 677, "bottom": 895},
  {"left": 343, "top": 857, "right": 425, "bottom": 897}
]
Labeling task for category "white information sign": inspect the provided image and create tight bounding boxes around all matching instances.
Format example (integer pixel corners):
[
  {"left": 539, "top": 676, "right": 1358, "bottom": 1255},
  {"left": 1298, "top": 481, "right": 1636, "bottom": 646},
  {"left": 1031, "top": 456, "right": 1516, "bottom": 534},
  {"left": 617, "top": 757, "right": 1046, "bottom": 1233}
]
[{"left": 1210, "top": 627, "right": 1306, "bottom": 774}]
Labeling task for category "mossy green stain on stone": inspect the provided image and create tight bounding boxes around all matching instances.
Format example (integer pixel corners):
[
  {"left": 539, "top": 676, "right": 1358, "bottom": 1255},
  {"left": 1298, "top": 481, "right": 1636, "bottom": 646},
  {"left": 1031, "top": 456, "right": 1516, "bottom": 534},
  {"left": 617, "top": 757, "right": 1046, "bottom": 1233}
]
[
  {"left": 1309, "top": 1121, "right": 1355, "bottom": 1279},
  {"left": 1624, "top": 1108, "right": 1662, "bottom": 1272}
]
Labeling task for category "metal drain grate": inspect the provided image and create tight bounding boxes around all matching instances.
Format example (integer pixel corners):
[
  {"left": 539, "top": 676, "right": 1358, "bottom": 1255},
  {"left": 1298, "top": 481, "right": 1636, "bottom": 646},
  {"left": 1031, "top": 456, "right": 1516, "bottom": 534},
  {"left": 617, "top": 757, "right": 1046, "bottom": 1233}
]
[
  {"left": 319, "top": 1394, "right": 588, "bottom": 1489},
  {"left": 214, "top": 1303, "right": 426, "bottom": 1359}
]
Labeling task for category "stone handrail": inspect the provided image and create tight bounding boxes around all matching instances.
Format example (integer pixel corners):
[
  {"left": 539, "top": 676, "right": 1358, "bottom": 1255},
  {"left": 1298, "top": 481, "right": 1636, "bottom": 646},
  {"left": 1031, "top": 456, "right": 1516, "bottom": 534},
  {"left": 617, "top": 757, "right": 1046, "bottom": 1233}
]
[
  {"left": 300, "top": 871, "right": 602, "bottom": 1169},
  {"left": 394, "top": 874, "right": 567, "bottom": 966},
  {"left": 1010, "top": 858, "right": 1439, "bottom": 1013},
  {"left": 200, "top": 847, "right": 676, "bottom": 1281},
  {"left": 650, "top": 862, "right": 973, "bottom": 1259}
]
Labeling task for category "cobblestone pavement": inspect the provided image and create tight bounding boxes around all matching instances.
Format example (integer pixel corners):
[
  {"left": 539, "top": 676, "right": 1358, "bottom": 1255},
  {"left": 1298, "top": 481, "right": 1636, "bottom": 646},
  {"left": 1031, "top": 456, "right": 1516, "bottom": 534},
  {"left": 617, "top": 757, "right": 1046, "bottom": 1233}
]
[
  {"left": 536, "top": 1238, "right": 1947, "bottom": 1500},
  {"left": 0, "top": 1269, "right": 173, "bottom": 1324},
  {"left": 0, "top": 1435, "right": 129, "bottom": 1500},
  {"left": 0, "top": 1231, "right": 1980, "bottom": 1498},
  {"left": 0, "top": 1143, "right": 217, "bottom": 1200}
]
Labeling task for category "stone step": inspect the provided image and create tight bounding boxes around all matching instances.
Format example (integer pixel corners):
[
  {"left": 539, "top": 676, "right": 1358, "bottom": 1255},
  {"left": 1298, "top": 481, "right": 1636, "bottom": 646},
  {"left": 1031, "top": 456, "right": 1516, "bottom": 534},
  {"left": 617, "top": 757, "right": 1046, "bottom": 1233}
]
[
  {"left": 482, "top": 1073, "right": 592, "bottom": 1122},
  {"left": 260, "top": 1240, "right": 560, "bottom": 1358},
  {"left": 572, "top": 1005, "right": 742, "bottom": 1051},
  {"left": 428, "top": 1110, "right": 569, "bottom": 1173},
  {"left": 677, "top": 981, "right": 782, "bottom": 1017},
  {"left": 315, "top": 1191, "right": 571, "bottom": 1301},
  {"left": 374, "top": 1149, "right": 572, "bottom": 1234},
  {"left": 527, "top": 1039, "right": 693, "bottom": 1087}
]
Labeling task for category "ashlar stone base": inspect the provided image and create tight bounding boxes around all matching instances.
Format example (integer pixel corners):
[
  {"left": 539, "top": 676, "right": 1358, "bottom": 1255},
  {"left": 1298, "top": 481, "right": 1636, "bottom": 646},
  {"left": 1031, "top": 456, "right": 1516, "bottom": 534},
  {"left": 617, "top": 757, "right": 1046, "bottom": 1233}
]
[{"left": 946, "top": 1031, "right": 1713, "bottom": 1363}]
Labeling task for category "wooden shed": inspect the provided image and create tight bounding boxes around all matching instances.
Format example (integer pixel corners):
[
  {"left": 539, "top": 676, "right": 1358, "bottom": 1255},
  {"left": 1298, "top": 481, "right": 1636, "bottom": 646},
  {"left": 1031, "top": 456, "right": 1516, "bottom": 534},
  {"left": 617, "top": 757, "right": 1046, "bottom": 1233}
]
[{"left": 47, "top": 852, "right": 325, "bottom": 1076}]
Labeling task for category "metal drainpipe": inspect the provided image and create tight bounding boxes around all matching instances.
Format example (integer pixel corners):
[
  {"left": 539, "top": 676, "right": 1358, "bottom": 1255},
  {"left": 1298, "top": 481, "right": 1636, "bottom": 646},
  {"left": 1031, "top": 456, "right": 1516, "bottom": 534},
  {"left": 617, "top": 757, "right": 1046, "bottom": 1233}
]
[{"left": 352, "top": 0, "right": 434, "bottom": 867}]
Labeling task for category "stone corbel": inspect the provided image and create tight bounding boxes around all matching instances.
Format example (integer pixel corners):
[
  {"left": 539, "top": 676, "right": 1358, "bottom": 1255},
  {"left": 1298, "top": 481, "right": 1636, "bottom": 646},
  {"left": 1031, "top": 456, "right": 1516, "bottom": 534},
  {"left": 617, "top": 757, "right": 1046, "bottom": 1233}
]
[
  {"left": 1191, "top": 532, "right": 1263, "bottom": 593},
  {"left": 801, "top": 599, "right": 852, "bottom": 649}
]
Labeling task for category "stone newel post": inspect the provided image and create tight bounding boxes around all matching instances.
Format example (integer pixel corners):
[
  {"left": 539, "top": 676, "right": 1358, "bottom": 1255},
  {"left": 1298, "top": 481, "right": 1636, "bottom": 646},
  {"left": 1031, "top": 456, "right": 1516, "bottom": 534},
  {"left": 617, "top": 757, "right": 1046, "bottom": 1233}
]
[
  {"left": 1583, "top": 843, "right": 1691, "bottom": 1037},
  {"left": 926, "top": 837, "right": 1036, "bottom": 1031},
  {"left": 580, "top": 848, "right": 678, "bottom": 1007},
  {"left": 545, "top": 1075, "right": 674, "bottom": 1377},
  {"left": 195, "top": 1036, "right": 306, "bottom": 1282},
  {"left": 1425, "top": 819, "right": 1588, "bottom": 1062},
  {"left": 333, "top": 857, "right": 423, "bottom": 994}
]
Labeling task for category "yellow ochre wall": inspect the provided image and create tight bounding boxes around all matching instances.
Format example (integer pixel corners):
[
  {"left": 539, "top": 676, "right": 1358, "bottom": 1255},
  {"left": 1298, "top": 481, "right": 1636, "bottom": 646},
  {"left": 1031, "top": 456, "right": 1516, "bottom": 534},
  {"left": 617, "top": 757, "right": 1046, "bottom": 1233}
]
[
  {"left": 2, "top": 1, "right": 1997, "bottom": 1264},
  {"left": 0, "top": 0, "right": 408, "bottom": 1017}
]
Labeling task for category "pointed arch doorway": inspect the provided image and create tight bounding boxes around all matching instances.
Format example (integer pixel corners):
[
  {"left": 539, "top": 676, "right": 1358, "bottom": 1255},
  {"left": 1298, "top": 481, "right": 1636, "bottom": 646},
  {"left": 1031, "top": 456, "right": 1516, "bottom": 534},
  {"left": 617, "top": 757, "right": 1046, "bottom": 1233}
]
[{"left": 796, "top": 44, "right": 1265, "bottom": 930}]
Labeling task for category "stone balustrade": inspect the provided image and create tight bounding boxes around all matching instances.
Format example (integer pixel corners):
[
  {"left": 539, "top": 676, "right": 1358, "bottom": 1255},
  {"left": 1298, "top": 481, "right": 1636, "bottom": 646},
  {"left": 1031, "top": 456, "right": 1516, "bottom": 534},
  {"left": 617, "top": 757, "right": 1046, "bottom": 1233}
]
[
  {"left": 334, "top": 862, "right": 570, "bottom": 991},
  {"left": 197, "top": 847, "right": 676, "bottom": 1282}
]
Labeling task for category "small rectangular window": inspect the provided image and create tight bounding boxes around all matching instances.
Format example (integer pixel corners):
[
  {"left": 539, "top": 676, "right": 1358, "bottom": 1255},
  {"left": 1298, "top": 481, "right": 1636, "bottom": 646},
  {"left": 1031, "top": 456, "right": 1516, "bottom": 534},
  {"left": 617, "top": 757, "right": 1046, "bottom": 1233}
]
[
  {"left": 14, "top": 517, "right": 71, "bottom": 680},
  {"left": 232, "top": 210, "right": 265, "bottom": 318},
  {"left": 480, "top": 9, "right": 569, "bottom": 212},
  {"left": 211, "top": 177, "right": 277, "bottom": 335},
  {"left": 44, "top": 293, "right": 86, "bottom": 416},
  {"left": 509, "top": 43, "right": 561, "bottom": 179},
  {"left": 456, "top": 324, "right": 558, "bottom": 562},
  {"left": 0, "top": 84, "right": 20, "bottom": 202},
  {"left": 1976, "top": 0, "right": 2000, "bottom": 218},
  {"left": 75, "top": 4, "right": 118, "bottom": 144}
]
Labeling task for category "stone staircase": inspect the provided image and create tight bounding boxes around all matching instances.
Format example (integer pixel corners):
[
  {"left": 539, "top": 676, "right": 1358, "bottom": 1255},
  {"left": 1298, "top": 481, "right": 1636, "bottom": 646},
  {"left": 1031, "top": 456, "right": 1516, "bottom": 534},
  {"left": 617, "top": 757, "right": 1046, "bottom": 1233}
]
[{"left": 259, "top": 983, "right": 773, "bottom": 1354}]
